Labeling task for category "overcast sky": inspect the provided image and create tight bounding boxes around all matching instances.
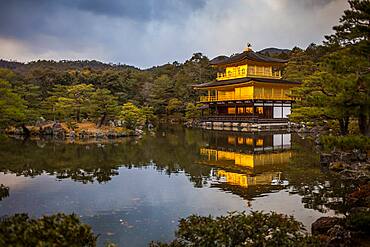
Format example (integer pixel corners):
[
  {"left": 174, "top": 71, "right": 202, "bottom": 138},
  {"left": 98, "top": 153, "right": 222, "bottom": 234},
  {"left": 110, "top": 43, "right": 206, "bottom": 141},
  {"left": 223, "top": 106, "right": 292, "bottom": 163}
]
[{"left": 0, "top": 0, "right": 349, "bottom": 68}]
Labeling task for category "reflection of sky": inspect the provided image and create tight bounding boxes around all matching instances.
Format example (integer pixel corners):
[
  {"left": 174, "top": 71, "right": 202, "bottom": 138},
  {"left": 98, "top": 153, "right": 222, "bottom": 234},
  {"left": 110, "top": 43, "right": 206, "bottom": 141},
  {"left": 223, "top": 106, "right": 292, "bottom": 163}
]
[{"left": 0, "top": 165, "right": 337, "bottom": 246}]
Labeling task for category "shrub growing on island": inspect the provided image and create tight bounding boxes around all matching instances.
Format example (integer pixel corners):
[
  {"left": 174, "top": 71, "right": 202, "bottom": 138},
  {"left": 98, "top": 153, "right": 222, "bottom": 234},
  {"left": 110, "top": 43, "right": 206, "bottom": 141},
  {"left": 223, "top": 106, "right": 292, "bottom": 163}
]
[
  {"left": 150, "top": 211, "right": 320, "bottom": 247},
  {"left": 0, "top": 213, "right": 97, "bottom": 246},
  {"left": 119, "top": 102, "right": 146, "bottom": 130},
  {"left": 320, "top": 135, "right": 370, "bottom": 151}
]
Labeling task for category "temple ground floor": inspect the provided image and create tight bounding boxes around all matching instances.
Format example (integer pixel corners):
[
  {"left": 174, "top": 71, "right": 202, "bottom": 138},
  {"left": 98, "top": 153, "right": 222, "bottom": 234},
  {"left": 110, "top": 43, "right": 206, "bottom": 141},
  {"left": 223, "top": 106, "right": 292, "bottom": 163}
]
[
  {"left": 199, "top": 101, "right": 293, "bottom": 131},
  {"left": 201, "top": 101, "right": 292, "bottom": 121}
]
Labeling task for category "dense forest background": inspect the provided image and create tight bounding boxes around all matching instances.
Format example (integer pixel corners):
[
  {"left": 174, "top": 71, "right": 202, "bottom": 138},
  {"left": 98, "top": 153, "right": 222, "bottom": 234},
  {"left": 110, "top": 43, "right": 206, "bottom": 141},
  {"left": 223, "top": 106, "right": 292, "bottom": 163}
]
[{"left": 0, "top": 0, "right": 368, "bottom": 135}]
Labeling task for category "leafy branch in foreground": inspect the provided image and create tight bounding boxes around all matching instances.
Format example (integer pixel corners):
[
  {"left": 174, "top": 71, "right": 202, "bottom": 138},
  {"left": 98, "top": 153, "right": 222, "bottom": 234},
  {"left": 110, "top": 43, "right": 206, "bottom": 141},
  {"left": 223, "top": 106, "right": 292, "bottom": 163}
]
[
  {"left": 150, "top": 211, "right": 320, "bottom": 247},
  {"left": 0, "top": 213, "right": 97, "bottom": 247}
]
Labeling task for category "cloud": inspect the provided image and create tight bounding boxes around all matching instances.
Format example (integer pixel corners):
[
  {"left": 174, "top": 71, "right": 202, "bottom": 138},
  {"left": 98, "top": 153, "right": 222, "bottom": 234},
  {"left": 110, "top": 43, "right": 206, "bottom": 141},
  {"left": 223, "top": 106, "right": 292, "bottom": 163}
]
[{"left": 0, "top": 0, "right": 349, "bottom": 68}]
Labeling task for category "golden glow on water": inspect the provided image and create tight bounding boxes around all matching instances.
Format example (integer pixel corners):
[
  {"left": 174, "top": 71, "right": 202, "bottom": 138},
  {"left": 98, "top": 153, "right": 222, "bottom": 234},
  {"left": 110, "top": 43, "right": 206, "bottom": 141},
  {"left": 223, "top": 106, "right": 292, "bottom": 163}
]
[
  {"left": 217, "top": 170, "right": 249, "bottom": 187},
  {"left": 200, "top": 148, "right": 292, "bottom": 168},
  {"left": 216, "top": 170, "right": 282, "bottom": 188}
]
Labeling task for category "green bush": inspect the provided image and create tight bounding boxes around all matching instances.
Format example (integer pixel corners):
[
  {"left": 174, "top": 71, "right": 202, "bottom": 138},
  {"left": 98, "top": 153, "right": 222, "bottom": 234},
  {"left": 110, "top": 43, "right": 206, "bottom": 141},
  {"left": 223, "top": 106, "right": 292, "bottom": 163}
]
[
  {"left": 119, "top": 102, "right": 145, "bottom": 130},
  {"left": 0, "top": 213, "right": 97, "bottom": 246},
  {"left": 346, "top": 211, "right": 370, "bottom": 234},
  {"left": 320, "top": 135, "right": 370, "bottom": 151},
  {"left": 150, "top": 211, "right": 320, "bottom": 247}
]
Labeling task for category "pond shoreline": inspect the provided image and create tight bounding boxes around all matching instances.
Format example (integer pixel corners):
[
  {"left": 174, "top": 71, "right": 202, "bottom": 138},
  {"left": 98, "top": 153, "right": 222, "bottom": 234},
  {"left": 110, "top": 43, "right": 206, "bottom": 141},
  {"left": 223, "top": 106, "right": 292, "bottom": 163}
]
[{"left": 5, "top": 121, "right": 143, "bottom": 140}]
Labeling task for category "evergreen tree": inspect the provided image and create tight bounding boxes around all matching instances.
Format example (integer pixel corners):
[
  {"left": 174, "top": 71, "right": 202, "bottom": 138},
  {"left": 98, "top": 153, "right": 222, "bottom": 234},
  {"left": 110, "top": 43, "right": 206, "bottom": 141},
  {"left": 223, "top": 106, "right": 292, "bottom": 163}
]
[
  {"left": 149, "top": 75, "right": 174, "bottom": 114},
  {"left": 0, "top": 80, "right": 27, "bottom": 129},
  {"left": 90, "top": 88, "right": 119, "bottom": 127},
  {"left": 291, "top": 48, "right": 368, "bottom": 135},
  {"left": 325, "top": 0, "right": 370, "bottom": 135},
  {"left": 119, "top": 102, "right": 145, "bottom": 130}
]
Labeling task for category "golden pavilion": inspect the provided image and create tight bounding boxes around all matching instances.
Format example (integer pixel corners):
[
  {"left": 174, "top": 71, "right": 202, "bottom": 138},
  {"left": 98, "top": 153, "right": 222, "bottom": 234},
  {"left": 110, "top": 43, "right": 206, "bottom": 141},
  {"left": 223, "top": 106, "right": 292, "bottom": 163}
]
[{"left": 194, "top": 47, "right": 300, "bottom": 126}]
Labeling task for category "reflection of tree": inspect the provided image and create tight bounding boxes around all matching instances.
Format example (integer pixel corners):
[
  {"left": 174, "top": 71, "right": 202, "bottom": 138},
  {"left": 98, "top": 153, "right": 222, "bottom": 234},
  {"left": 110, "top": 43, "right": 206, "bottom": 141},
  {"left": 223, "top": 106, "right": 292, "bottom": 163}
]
[
  {"left": 0, "top": 127, "right": 212, "bottom": 186},
  {"left": 0, "top": 140, "right": 122, "bottom": 184},
  {"left": 0, "top": 184, "right": 9, "bottom": 201},
  {"left": 286, "top": 135, "right": 352, "bottom": 214}
]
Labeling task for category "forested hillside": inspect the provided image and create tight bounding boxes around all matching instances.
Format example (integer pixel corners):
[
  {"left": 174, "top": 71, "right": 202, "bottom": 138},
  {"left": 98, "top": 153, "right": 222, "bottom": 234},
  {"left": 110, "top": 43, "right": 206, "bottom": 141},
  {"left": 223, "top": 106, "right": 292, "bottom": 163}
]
[{"left": 0, "top": 53, "right": 215, "bottom": 129}]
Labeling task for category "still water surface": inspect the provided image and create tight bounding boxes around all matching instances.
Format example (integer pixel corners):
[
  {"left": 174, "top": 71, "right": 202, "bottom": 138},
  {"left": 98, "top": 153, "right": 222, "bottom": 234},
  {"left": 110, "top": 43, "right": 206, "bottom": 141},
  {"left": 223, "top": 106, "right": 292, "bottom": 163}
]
[{"left": 0, "top": 127, "right": 348, "bottom": 246}]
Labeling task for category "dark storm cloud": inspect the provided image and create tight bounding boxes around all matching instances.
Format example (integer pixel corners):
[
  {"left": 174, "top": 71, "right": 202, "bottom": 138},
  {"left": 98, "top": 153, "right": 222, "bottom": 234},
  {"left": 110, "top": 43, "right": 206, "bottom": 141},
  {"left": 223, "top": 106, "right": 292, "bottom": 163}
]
[
  {"left": 74, "top": 0, "right": 206, "bottom": 20},
  {"left": 0, "top": 0, "right": 349, "bottom": 68},
  {"left": 0, "top": 0, "right": 206, "bottom": 39}
]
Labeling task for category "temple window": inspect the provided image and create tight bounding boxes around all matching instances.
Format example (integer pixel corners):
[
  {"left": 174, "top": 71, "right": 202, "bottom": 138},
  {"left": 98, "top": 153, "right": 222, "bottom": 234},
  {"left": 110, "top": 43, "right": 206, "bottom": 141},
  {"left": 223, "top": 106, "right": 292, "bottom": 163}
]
[
  {"left": 227, "top": 136, "right": 236, "bottom": 144},
  {"left": 256, "top": 66, "right": 264, "bottom": 75},
  {"left": 248, "top": 66, "right": 255, "bottom": 75},
  {"left": 238, "top": 137, "right": 244, "bottom": 145},
  {"left": 245, "top": 107, "right": 253, "bottom": 114},
  {"left": 228, "top": 107, "right": 236, "bottom": 115},
  {"left": 256, "top": 107, "right": 264, "bottom": 114},
  {"left": 256, "top": 139, "right": 264, "bottom": 146},
  {"left": 264, "top": 67, "right": 270, "bottom": 75}
]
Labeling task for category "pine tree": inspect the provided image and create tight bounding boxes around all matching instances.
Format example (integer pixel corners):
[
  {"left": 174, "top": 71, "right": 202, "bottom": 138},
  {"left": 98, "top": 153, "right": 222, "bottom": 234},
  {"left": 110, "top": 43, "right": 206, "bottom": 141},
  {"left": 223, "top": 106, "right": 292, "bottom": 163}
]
[{"left": 325, "top": 0, "right": 370, "bottom": 135}]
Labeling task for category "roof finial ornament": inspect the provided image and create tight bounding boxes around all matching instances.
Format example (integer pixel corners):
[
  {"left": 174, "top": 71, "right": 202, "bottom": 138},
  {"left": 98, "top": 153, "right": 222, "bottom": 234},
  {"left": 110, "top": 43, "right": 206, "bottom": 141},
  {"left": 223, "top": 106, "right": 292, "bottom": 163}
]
[{"left": 244, "top": 42, "right": 252, "bottom": 52}]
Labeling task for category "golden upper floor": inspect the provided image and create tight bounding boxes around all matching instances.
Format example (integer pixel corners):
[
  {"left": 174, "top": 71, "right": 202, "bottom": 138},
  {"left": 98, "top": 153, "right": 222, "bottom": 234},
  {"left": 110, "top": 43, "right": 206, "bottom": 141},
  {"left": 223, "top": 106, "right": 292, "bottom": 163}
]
[
  {"left": 210, "top": 49, "right": 287, "bottom": 81},
  {"left": 217, "top": 64, "right": 282, "bottom": 81}
]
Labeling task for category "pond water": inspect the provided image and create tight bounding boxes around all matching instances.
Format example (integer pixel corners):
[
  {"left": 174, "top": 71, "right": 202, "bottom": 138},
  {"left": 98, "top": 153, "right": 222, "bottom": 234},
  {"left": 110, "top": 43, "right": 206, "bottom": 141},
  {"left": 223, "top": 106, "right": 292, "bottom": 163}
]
[{"left": 0, "top": 127, "right": 349, "bottom": 246}]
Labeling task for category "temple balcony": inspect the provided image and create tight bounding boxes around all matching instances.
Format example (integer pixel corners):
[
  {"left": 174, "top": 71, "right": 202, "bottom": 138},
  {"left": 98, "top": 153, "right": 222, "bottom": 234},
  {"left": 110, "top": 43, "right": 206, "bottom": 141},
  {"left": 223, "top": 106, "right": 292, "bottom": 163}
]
[
  {"left": 217, "top": 66, "right": 281, "bottom": 81},
  {"left": 199, "top": 93, "right": 295, "bottom": 103}
]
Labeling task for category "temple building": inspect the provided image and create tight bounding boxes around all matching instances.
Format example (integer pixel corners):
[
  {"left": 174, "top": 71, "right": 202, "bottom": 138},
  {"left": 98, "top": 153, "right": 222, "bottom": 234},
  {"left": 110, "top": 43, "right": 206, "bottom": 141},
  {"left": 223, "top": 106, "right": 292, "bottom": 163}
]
[{"left": 194, "top": 47, "right": 300, "bottom": 129}]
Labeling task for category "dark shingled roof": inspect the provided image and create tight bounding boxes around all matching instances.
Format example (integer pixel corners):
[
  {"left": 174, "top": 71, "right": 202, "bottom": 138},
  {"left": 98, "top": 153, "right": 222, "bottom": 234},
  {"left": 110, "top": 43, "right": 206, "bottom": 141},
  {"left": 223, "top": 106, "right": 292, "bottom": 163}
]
[
  {"left": 193, "top": 77, "right": 301, "bottom": 88},
  {"left": 210, "top": 50, "right": 287, "bottom": 66}
]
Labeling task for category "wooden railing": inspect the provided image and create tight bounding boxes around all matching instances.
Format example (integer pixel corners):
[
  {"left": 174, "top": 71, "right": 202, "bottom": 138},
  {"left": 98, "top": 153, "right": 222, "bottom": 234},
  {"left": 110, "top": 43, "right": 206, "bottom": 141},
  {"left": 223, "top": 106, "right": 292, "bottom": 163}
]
[
  {"left": 200, "top": 115, "right": 289, "bottom": 123},
  {"left": 199, "top": 94, "right": 294, "bottom": 102},
  {"left": 217, "top": 70, "right": 281, "bottom": 81}
]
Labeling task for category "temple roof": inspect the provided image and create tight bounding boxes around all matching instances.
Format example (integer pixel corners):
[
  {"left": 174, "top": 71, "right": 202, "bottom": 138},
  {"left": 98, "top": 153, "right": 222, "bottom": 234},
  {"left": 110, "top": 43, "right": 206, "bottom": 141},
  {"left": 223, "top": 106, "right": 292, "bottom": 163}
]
[
  {"left": 210, "top": 50, "right": 287, "bottom": 66},
  {"left": 193, "top": 77, "right": 301, "bottom": 89}
]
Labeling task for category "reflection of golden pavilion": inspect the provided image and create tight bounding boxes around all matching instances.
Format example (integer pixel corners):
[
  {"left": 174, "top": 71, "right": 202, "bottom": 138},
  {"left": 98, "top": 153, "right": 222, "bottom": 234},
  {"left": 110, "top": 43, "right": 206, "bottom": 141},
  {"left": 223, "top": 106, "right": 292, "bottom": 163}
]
[
  {"left": 200, "top": 147, "right": 292, "bottom": 169},
  {"left": 200, "top": 133, "right": 291, "bottom": 188},
  {"left": 216, "top": 170, "right": 281, "bottom": 188}
]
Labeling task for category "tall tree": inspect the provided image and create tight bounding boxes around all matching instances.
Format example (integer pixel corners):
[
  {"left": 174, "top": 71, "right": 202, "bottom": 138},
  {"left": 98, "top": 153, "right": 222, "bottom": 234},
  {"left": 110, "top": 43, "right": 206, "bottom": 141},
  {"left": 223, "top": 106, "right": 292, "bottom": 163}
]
[
  {"left": 45, "top": 84, "right": 95, "bottom": 122},
  {"left": 90, "top": 88, "right": 119, "bottom": 127},
  {"left": 149, "top": 75, "right": 174, "bottom": 114},
  {"left": 325, "top": 0, "right": 370, "bottom": 135},
  {"left": 291, "top": 49, "right": 368, "bottom": 135}
]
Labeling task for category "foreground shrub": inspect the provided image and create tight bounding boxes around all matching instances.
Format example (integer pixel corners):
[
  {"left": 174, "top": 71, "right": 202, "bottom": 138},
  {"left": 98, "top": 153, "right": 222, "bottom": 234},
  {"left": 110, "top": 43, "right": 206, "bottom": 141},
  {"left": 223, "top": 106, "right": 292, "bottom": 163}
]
[
  {"left": 0, "top": 213, "right": 97, "bottom": 246},
  {"left": 150, "top": 211, "right": 320, "bottom": 247},
  {"left": 346, "top": 211, "right": 370, "bottom": 234},
  {"left": 320, "top": 135, "right": 370, "bottom": 151}
]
